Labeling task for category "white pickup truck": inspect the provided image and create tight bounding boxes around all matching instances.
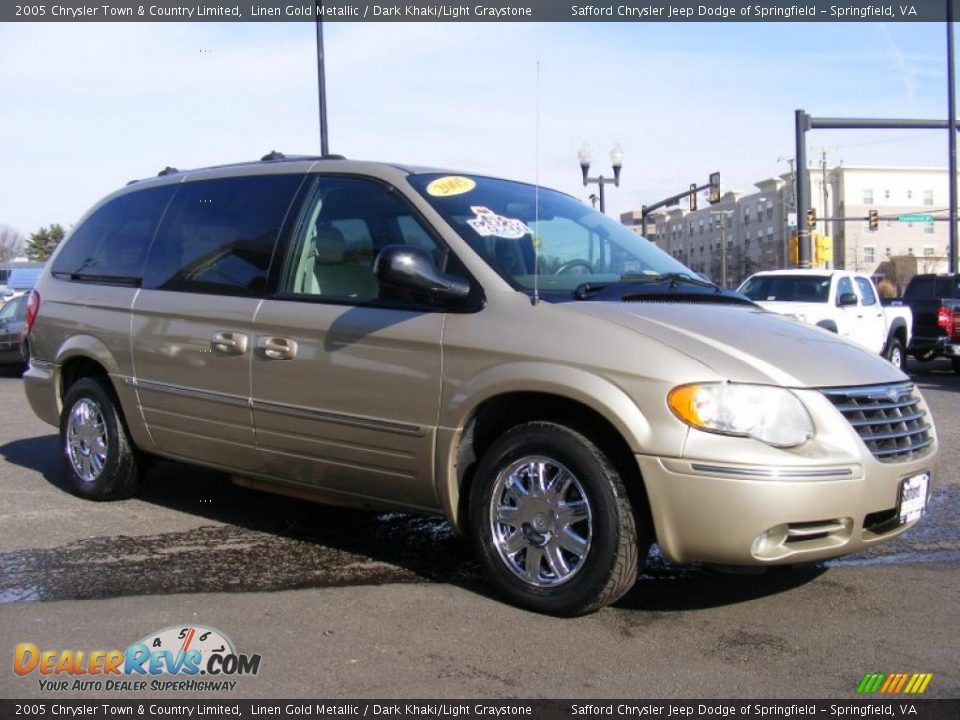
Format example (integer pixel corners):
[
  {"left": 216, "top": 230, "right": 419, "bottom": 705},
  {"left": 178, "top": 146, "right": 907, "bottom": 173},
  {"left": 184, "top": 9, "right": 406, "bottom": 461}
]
[{"left": 737, "top": 270, "right": 912, "bottom": 369}]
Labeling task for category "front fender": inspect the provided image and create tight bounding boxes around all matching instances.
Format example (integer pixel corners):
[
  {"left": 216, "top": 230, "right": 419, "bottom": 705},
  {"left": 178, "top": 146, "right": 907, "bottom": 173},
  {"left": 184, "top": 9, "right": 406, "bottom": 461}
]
[{"left": 435, "top": 362, "right": 653, "bottom": 531}]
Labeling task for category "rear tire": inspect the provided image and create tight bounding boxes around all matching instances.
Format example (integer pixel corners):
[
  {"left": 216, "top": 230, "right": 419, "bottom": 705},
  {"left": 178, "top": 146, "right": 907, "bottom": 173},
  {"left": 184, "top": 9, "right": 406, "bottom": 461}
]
[
  {"left": 469, "top": 422, "right": 642, "bottom": 616},
  {"left": 60, "top": 377, "right": 140, "bottom": 500},
  {"left": 885, "top": 337, "right": 905, "bottom": 370}
]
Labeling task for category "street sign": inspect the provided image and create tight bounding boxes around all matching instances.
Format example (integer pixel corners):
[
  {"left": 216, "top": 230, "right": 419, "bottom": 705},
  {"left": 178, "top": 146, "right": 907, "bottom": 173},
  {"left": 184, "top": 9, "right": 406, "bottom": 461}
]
[
  {"left": 897, "top": 213, "right": 933, "bottom": 223},
  {"left": 787, "top": 212, "right": 797, "bottom": 228}
]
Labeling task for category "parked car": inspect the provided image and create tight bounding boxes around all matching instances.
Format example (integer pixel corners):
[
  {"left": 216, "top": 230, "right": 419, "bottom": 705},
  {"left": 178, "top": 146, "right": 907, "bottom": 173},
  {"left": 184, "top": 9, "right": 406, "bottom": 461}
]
[
  {"left": 0, "top": 293, "right": 29, "bottom": 371},
  {"left": 738, "top": 269, "right": 912, "bottom": 369},
  {"left": 889, "top": 273, "right": 960, "bottom": 373},
  {"left": 23, "top": 157, "right": 938, "bottom": 615}
]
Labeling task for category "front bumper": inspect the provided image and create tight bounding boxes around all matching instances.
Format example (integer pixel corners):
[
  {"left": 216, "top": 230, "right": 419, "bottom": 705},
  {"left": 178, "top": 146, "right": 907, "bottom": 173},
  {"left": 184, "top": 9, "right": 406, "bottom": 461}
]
[{"left": 637, "top": 453, "right": 934, "bottom": 565}]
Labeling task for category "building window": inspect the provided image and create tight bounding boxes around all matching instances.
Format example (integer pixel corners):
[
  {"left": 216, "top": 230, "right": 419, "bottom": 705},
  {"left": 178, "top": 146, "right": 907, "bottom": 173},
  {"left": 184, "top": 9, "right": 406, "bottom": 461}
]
[
  {"left": 924, "top": 221, "right": 935, "bottom": 234},
  {"left": 743, "top": 207, "right": 751, "bottom": 224},
  {"left": 766, "top": 201, "right": 773, "bottom": 219},
  {"left": 908, "top": 248, "right": 915, "bottom": 256},
  {"left": 864, "top": 246, "right": 876, "bottom": 263},
  {"left": 907, "top": 189, "right": 913, "bottom": 200},
  {"left": 863, "top": 189, "right": 874, "bottom": 205},
  {"left": 884, "top": 189, "right": 890, "bottom": 200},
  {"left": 885, "top": 247, "right": 892, "bottom": 257},
  {"left": 923, "top": 190, "right": 934, "bottom": 206},
  {"left": 923, "top": 246, "right": 935, "bottom": 257}
]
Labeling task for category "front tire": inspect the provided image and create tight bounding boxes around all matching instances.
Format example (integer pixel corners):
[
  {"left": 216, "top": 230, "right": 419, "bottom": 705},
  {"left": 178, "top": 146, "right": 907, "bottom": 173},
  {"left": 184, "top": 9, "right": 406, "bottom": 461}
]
[
  {"left": 60, "top": 377, "right": 140, "bottom": 500},
  {"left": 469, "top": 422, "right": 642, "bottom": 616},
  {"left": 885, "top": 337, "right": 905, "bottom": 370}
]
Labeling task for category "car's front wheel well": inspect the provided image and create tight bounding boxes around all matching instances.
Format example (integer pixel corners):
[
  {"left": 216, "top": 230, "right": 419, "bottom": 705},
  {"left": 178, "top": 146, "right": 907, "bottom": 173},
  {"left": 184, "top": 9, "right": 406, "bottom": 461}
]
[{"left": 455, "top": 392, "right": 651, "bottom": 540}]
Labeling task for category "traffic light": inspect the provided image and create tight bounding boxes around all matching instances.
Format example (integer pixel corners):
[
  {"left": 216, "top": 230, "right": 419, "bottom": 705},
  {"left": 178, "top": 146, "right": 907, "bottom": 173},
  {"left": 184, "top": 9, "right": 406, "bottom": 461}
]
[
  {"left": 868, "top": 209, "right": 879, "bottom": 231},
  {"left": 689, "top": 183, "right": 698, "bottom": 211},
  {"left": 708, "top": 172, "right": 721, "bottom": 204},
  {"left": 806, "top": 208, "right": 816, "bottom": 229}
]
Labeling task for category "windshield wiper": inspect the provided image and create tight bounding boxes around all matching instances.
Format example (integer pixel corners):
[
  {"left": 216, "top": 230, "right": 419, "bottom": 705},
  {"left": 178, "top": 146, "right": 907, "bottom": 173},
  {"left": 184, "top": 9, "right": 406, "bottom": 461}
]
[
  {"left": 573, "top": 282, "right": 609, "bottom": 300},
  {"left": 620, "top": 272, "right": 720, "bottom": 291}
]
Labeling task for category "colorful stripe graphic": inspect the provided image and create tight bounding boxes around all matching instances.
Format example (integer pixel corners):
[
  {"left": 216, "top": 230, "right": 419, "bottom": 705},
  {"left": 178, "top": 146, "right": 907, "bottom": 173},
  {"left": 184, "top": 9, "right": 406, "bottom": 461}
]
[{"left": 857, "top": 673, "right": 933, "bottom": 694}]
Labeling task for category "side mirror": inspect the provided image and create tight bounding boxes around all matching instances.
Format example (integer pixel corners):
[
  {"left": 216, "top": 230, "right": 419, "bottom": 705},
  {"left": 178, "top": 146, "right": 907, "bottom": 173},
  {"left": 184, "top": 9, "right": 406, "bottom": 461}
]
[
  {"left": 837, "top": 292, "right": 858, "bottom": 307},
  {"left": 374, "top": 245, "right": 471, "bottom": 301}
]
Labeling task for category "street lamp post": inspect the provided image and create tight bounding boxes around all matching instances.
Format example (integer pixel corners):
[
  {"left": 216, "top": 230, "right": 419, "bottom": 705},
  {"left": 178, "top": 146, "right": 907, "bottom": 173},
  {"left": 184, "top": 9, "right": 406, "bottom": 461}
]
[{"left": 578, "top": 142, "right": 623, "bottom": 213}]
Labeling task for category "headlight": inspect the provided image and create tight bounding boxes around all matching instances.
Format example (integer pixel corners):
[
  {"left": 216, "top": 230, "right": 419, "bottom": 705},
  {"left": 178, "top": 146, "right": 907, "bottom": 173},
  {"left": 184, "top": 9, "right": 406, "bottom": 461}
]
[{"left": 667, "top": 383, "right": 813, "bottom": 448}]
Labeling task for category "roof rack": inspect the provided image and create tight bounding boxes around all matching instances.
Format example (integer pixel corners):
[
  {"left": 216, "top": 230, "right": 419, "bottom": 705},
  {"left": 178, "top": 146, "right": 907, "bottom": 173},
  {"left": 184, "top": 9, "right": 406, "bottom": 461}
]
[
  {"left": 320, "top": 154, "right": 346, "bottom": 160},
  {"left": 261, "top": 150, "right": 285, "bottom": 161},
  {"left": 157, "top": 166, "right": 179, "bottom": 176}
]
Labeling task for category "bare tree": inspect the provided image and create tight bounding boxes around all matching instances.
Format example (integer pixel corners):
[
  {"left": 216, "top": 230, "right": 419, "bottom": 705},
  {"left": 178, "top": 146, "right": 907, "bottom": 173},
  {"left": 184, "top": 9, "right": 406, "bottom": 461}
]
[{"left": 0, "top": 224, "right": 23, "bottom": 264}]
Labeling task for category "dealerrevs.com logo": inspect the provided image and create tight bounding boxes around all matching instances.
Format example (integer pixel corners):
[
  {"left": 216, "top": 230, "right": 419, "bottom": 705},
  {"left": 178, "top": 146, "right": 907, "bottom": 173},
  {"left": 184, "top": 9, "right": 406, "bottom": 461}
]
[{"left": 13, "top": 625, "right": 261, "bottom": 692}]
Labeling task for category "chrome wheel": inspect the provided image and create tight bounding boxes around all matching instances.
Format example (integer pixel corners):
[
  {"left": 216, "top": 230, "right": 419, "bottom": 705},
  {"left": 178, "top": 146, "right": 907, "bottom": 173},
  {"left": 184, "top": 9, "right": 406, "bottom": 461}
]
[
  {"left": 489, "top": 456, "right": 592, "bottom": 587},
  {"left": 66, "top": 398, "right": 108, "bottom": 483},
  {"left": 890, "top": 345, "right": 904, "bottom": 369}
]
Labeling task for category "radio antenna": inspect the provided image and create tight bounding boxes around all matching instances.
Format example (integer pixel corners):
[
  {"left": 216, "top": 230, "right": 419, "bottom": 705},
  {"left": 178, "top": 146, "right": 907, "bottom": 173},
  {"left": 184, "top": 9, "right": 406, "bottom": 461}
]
[{"left": 532, "top": 60, "right": 541, "bottom": 306}]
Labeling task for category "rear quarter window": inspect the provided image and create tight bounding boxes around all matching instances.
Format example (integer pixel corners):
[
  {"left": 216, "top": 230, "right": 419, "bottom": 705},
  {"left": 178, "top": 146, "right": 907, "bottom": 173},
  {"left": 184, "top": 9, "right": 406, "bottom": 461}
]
[{"left": 51, "top": 185, "right": 177, "bottom": 283}]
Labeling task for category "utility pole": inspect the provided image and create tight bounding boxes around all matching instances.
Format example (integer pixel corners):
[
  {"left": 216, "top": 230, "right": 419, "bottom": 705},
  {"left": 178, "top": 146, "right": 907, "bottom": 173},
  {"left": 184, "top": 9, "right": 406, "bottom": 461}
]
[
  {"left": 711, "top": 210, "right": 733, "bottom": 288},
  {"left": 820, "top": 149, "right": 830, "bottom": 236},
  {"left": 315, "top": 9, "right": 329, "bottom": 156}
]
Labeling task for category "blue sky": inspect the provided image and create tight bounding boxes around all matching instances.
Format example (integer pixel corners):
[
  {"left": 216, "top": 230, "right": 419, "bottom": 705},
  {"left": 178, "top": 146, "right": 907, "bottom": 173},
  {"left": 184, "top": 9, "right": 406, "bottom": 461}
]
[{"left": 0, "top": 21, "right": 954, "bottom": 238}]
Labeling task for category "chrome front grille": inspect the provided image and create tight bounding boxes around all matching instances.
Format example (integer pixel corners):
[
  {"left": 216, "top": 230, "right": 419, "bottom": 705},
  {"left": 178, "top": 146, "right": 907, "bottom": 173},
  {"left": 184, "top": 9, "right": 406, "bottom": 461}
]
[{"left": 822, "top": 383, "right": 932, "bottom": 463}]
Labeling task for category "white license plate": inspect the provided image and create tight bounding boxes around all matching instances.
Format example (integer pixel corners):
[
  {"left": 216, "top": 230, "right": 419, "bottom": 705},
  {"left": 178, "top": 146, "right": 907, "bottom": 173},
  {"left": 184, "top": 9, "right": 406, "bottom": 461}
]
[{"left": 899, "top": 472, "right": 930, "bottom": 524}]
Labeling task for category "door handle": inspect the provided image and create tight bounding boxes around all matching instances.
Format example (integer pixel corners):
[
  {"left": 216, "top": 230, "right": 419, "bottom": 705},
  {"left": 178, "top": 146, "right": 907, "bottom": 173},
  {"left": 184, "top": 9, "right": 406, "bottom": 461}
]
[
  {"left": 259, "top": 336, "right": 298, "bottom": 360},
  {"left": 210, "top": 331, "right": 248, "bottom": 355}
]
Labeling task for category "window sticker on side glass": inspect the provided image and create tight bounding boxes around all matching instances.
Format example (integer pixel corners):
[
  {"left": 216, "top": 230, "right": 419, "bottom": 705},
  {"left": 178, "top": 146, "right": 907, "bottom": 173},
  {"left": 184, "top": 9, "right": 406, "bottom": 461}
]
[{"left": 466, "top": 206, "right": 532, "bottom": 239}]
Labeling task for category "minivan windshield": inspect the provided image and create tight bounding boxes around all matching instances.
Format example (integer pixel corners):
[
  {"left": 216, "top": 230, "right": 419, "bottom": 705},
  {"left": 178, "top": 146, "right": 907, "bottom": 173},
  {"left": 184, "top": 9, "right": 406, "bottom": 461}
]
[{"left": 408, "top": 174, "right": 698, "bottom": 297}]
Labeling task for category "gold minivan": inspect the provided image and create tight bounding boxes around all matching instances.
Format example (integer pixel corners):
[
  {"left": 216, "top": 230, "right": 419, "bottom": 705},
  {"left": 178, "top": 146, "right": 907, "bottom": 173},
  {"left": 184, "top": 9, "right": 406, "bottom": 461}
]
[{"left": 23, "top": 156, "right": 937, "bottom": 615}]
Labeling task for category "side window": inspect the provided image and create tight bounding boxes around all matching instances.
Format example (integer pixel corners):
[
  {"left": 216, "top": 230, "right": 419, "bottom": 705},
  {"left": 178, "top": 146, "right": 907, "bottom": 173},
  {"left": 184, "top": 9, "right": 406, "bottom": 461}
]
[
  {"left": 855, "top": 277, "right": 877, "bottom": 306},
  {"left": 0, "top": 296, "right": 22, "bottom": 322},
  {"left": 51, "top": 185, "right": 177, "bottom": 283},
  {"left": 143, "top": 175, "right": 302, "bottom": 297},
  {"left": 904, "top": 277, "right": 934, "bottom": 300},
  {"left": 837, "top": 276, "right": 854, "bottom": 302},
  {"left": 285, "top": 177, "right": 448, "bottom": 303}
]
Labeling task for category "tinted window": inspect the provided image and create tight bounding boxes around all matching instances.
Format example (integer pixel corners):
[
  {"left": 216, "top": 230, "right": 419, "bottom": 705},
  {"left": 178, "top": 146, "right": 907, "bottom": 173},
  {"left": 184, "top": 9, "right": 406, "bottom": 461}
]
[
  {"left": 52, "top": 185, "right": 177, "bottom": 283},
  {"left": 855, "top": 277, "right": 877, "bottom": 305},
  {"left": 934, "top": 276, "right": 960, "bottom": 299},
  {"left": 904, "top": 276, "right": 935, "bottom": 300},
  {"left": 284, "top": 177, "right": 449, "bottom": 303},
  {"left": 143, "top": 175, "right": 302, "bottom": 297}
]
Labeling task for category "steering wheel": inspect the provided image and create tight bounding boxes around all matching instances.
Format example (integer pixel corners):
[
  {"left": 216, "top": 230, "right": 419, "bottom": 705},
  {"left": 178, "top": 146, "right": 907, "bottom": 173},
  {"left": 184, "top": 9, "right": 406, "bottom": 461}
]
[{"left": 554, "top": 259, "right": 595, "bottom": 275}]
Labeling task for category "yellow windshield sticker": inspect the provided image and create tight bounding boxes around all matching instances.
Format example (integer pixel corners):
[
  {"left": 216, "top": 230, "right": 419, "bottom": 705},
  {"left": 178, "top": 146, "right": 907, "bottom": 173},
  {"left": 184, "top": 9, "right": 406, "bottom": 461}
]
[{"left": 426, "top": 176, "right": 476, "bottom": 197}]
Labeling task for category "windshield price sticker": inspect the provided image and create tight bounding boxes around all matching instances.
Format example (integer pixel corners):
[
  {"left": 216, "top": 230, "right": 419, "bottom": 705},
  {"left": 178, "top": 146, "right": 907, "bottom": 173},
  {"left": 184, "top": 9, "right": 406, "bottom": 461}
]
[
  {"left": 899, "top": 472, "right": 929, "bottom": 524},
  {"left": 467, "top": 206, "right": 532, "bottom": 239}
]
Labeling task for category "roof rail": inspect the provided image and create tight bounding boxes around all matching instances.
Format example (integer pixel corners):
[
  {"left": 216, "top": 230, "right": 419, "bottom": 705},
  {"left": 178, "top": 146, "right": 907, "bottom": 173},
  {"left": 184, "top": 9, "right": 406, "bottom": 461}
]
[
  {"left": 320, "top": 154, "right": 346, "bottom": 160},
  {"left": 126, "top": 179, "right": 139, "bottom": 186},
  {"left": 158, "top": 166, "right": 179, "bottom": 176},
  {"left": 261, "top": 150, "right": 285, "bottom": 161}
]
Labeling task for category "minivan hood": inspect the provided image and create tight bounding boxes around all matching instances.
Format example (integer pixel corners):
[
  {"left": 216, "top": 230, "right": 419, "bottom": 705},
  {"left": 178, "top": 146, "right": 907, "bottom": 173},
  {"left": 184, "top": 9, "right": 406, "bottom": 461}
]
[{"left": 565, "top": 300, "right": 906, "bottom": 388}]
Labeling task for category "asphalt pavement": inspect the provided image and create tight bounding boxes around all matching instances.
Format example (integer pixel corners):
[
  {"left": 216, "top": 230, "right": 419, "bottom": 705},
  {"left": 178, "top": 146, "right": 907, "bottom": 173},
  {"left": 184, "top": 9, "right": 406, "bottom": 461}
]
[{"left": 0, "top": 359, "right": 957, "bottom": 699}]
